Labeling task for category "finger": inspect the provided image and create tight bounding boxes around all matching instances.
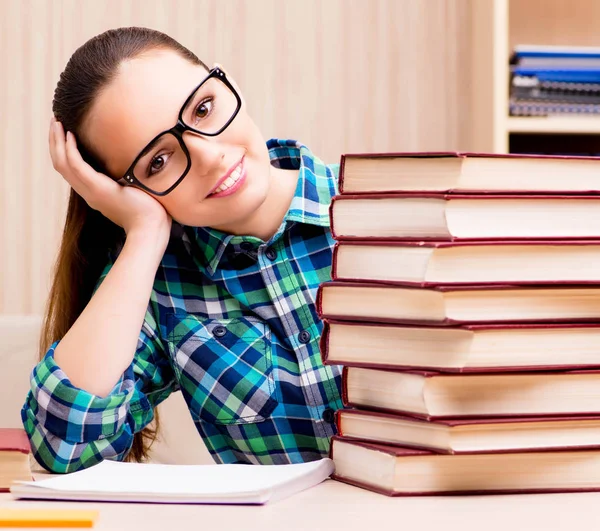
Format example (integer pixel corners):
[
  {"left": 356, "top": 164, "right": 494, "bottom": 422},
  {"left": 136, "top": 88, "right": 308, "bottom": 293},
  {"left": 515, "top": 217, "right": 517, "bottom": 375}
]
[
  {"left": 49, "top": 122, "right": 83, "bottom": 194},
  {"left": 65, "top": 130, "right": 117, "bottom": 193},
  {"left": 48, "top": 118, "right": 57, "bottom": 168},
  {"left": 48, "top": 116, "right": 56, "bottom": 169},
  {"left": 51, "top": 125, "right": 91, "bottom": 197},
  {"left": 51, "top": 121, "right": 68, "bottom": 172}
]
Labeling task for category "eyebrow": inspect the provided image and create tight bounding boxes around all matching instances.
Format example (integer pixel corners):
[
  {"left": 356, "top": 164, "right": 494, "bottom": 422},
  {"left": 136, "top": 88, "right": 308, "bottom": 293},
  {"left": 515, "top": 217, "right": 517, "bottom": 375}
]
[{"left": 138, "top": 135, "right": 164, "bottom": 158}]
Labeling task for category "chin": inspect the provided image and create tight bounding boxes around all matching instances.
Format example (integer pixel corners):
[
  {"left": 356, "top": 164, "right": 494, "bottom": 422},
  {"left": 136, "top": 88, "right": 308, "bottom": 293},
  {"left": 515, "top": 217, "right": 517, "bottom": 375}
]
[{"left": 177, "top": 184, "right": 270, "bottom": 229}]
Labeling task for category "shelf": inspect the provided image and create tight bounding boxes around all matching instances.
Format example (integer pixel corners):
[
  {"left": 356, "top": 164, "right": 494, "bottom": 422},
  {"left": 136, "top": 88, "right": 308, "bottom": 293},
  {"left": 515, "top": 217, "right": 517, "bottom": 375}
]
[{"left": 507, "top": 116, "right": 600, "bottom": 134}]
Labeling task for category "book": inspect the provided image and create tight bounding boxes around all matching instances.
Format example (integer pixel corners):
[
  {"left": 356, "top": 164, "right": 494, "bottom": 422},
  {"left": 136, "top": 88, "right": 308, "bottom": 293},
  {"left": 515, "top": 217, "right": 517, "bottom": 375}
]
[
  {"left": 10, "top": 458, "right": 334, "bottom": 505},
  {"left": 336, "top": 409, "right": 600, "bottom": 454},
  {"left": 320, "top": 320, "right": 600, "bottom": 372},
  {"left": 0, "top": 429, "right": 32, "bottom": 492},
  {"left": 317, "top": 281, "right": 600, "bottom": 325},
  {"left": 332, "top": 240, "right": 600, "bottom": 285},
  {"left": 338, "top": 152, "right": 600, "bottom": 194},
  {"left": 511, "top": 67, "right": 600, "bottom": 84},
  {"left": 512, "top": 44, "right": 600, "bottom": 64},
  {"left": 513, "top": 44, "right": 600, "bottom": 56},
  {"left": 342, "top": 366, "right": 600, "bottom": 419},
  {"left": 510, "top": 100, "right": 600, "bottom": 116},
  {"left": 330, "top": 194, "right": 600, "bottom": 240},
  {"left": 511, "top": 81, "right": 600, "bottom": 104},
  {"left": 330, "top": 436, "right": 600, "bottom": 496}
]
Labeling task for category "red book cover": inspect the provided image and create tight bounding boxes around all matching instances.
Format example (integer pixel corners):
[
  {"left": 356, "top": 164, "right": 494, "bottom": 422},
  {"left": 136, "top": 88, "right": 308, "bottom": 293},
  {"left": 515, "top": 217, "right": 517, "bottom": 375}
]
[
  {"left": 0, "top": 429, "right": 30, "bottom": 454},
  {"left": 329, "top": 435, "right": 600, "bottom": 496},
  {"left": 338, "top": 151, "right": 600, "bottom": 195},
  {"left": 340, "top": 365, "right": 600, "bottom": 420},
  {"left": 331, "top": 239, "right": 600, "bottom": 286},
  {"left": 329, "top": 193, "right": 600, "bottom": 241},
  {"left": 320, "top": 319, "right": 600, "bottom": 373},
  {"left": 335, "top": 408, "right": 600, "bottom": 454},
  {"left": 317, "top": 280, "right": 600, "bottom": 326},
  {"left": 0, "top": 428, "right": 32, "bottom": 493}
]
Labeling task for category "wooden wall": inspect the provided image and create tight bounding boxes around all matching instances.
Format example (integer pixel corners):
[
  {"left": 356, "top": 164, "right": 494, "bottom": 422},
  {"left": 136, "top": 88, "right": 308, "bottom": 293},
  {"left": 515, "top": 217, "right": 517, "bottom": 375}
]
[{"left": 0, "top": 0, "right": 474, "bottom": 314}]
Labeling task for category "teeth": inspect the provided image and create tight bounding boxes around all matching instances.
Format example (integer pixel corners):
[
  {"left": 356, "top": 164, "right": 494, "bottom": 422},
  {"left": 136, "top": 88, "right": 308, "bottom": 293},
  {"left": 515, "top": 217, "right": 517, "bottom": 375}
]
[{"left": 212, "top": 161, "right": 243, "bottom": 195}]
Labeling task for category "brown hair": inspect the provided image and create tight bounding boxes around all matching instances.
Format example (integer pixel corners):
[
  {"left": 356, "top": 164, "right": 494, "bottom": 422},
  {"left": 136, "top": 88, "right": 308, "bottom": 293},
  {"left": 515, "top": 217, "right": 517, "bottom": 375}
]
[{"left": 43, "top": 27, "right": 208, "bottom": 462}]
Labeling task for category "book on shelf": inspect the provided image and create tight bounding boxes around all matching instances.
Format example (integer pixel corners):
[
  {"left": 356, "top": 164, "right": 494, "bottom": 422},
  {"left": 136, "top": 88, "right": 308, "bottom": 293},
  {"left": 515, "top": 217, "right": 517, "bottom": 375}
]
[
  {"left": 511, "top": 66, "right": 600, "bottom": 84},
  {"left": 510, "top": 76, "right": 600, "bottom": 104},
  {"left": 342, "top": 366, "right": 600, "bottom": 420},
  {"left": 320, "top": 320, "right": 600, "bottom": 372},
  {"left": 331, "top": 240, "right": 600, "bottom": 285},
  {"left": 338, "top": 152, "right": 600, "bottom": 195},
  {"left": 330, "top": 436, "right": 600, "bottom": 496},
  {"left": 510, "top": 100, "right": 600, "bottom": 117},
  {"left": 336, "top": 409, "right": 600, "bottom": 454},
  {"left": 10, "top": 458, "right": 334, "bottom": 505},
  {"left": 317, "top": 281, "right": 600, "bottom": 325},
  {"left": 511, "top": 44, "right": 600, "bottom": 62},
  {"left": 0, "top": 429, "right": 32, "bottom": 492},
  {"left": 511, "top": 81, "right": 600, "bottom": 104},
  {"left": 330, "top": 194, "right": 600, "bottom": 240}
]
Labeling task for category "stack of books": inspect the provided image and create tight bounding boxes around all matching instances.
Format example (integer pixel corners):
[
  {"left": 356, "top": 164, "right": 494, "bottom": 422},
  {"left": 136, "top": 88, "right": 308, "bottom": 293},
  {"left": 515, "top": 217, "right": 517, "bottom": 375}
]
[
  {"left": 318, "top": 151, "right": 600, "bottom": 496},
  {"left": 510, "top": 44, "right": 600, "bottom": 116}
]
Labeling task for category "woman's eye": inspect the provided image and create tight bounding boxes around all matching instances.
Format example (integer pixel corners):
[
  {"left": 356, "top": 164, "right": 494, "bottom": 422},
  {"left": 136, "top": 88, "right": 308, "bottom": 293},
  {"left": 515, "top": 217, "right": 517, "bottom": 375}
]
[
  {"left": 147, "top": 152, "right": 170, "bottom": 177},
  {"left": 195, "top": 98, "right": 214, "bottom": 122}
]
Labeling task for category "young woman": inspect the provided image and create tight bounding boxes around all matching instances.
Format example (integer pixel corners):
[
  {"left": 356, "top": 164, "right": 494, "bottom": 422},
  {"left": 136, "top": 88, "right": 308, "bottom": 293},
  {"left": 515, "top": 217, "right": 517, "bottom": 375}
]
[{"left": 22, "top": 27, "right": 343, "bottom": 473}]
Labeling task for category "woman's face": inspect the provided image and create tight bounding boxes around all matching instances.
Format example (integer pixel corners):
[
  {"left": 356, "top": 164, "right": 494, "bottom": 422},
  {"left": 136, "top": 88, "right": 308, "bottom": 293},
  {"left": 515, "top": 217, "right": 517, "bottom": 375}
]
[{"left": 83, "top": 48, "right": 272, "bottom": 229}]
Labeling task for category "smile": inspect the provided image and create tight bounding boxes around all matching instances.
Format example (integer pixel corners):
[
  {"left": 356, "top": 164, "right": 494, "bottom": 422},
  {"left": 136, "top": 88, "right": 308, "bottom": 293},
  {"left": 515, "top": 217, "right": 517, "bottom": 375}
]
[{"left": 208, "top": 157, "right": 246, "bottom": 197}]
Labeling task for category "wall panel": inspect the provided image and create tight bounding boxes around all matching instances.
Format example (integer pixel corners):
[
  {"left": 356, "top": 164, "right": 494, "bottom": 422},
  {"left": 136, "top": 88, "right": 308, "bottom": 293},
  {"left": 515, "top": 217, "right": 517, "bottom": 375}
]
[{"left": 0, "top": 0, "right": 474, "bottom": 314}]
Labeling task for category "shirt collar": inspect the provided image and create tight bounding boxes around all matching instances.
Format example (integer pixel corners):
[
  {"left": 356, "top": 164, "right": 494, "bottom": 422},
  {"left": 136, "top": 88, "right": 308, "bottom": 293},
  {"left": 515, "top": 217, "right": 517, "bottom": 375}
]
[{"left": 179, "top": 139, "right": 338, "bottom": 275}]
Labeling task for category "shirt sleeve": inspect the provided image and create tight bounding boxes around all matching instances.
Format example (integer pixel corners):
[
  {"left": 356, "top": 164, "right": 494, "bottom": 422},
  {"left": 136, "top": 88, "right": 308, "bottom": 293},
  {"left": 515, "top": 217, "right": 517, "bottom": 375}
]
[{"left": 21, "top": 261, "right": 177, "bottom": 474}]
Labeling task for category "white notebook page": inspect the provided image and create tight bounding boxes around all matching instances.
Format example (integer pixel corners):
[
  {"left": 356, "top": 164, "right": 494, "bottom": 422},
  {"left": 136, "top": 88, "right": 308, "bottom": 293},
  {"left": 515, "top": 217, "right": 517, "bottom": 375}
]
[{"left": 13, "top": 458, "right": 334, "bottom": 500}]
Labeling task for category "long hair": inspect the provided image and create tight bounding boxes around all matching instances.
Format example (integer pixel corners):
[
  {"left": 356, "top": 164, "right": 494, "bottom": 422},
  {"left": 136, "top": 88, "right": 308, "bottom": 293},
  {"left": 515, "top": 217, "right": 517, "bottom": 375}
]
[{"left": 44, "top": 27, "right": 208, "bottom": 462}]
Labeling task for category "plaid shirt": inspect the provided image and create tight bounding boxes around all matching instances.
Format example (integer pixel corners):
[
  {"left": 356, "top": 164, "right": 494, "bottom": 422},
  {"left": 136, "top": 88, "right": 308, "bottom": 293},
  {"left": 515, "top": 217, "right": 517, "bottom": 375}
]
[{"left": 22, "top": 139, "right": 344, "bottom": 473}]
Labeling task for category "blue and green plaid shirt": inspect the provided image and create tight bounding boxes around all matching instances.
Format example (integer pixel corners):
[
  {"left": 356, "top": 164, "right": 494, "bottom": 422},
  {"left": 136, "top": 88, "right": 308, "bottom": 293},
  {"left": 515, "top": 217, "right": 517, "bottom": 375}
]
[{"left": 22, "top": 139, "right": 344, "bottom": 473}]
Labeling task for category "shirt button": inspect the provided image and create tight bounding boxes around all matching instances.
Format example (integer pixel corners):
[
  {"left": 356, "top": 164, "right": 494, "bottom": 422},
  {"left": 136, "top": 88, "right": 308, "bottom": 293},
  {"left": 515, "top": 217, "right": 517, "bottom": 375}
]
[
  {"left": 322, "top": 408, "right": 335, "bottom": 424},
  {"left": 213, "top": 325, "right": 227, "bottom": 338},
  {"left": 265, "top": 247, "right": 277, "bottom": 261},
  {"left": 298, "top": 330, "right": 311, "bottom": 344}
]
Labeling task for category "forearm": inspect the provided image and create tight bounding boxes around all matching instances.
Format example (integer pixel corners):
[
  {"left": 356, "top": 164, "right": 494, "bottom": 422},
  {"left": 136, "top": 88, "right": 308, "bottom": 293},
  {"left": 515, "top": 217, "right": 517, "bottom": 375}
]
[{"left": 54, "top": 226, "right": 168, "bottom": 397}]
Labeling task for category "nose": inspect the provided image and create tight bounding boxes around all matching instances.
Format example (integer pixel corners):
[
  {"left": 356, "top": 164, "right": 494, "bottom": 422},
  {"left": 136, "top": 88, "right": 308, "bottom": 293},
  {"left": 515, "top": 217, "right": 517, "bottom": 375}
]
[{"left": 183, "top": 131, "right": 225, "bottom": 174}]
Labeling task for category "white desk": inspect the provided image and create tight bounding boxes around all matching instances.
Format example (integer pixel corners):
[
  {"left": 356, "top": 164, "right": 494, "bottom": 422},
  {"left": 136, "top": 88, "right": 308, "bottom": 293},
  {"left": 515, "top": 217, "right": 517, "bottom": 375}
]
[{"left": 2, "top": 479, "right": 600, "bottom": 531}]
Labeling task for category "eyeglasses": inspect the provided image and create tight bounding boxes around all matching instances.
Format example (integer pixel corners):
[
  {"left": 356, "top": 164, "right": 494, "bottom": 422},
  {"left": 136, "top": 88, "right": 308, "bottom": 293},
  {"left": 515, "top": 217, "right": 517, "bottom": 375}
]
[{"left": 117, "top": 67, "right": 242, "bottom": 196}]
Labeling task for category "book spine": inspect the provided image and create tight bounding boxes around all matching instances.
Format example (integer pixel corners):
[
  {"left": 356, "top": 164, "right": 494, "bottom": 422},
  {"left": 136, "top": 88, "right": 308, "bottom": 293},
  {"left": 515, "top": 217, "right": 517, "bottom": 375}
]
[
  {"left": 319, "top": 320, "right": 331, "bottom": 365},
  {"left": 341, "top": 365, "right": 350, "bottom": 406},
  {"left": 510, "top": 100, "right": 600, "bottom": 116},
  {"left": 338, "top": 154, "right": 347, "bottom": 194},
  {"left": 328, "top": 198, "right": 339, "bottom": 240},
  {"left": 331, "top": 243, "right": 340, "bottom": 281},
  {"left": 315, "top": 283, "right": 325, "bottom": 318},
  {"left": 334, "top": 408, "right": 343, "bottom": 435},
  {"left": 511, "top": 87, "right": 600, "bottom": 104}
]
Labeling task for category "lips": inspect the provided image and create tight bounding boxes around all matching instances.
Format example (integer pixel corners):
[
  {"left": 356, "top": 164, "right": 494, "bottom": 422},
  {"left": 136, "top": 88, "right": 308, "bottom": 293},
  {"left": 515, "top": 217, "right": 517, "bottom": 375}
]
[{"left": 208, "top": 156, "right": 245, "bottom": 196}]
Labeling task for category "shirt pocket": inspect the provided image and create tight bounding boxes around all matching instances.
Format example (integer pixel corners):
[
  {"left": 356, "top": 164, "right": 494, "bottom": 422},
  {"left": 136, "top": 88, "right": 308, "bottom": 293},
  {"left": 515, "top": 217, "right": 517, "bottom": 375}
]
[{"left": 166, "top": 314, "right": 278, "bottom": 425}]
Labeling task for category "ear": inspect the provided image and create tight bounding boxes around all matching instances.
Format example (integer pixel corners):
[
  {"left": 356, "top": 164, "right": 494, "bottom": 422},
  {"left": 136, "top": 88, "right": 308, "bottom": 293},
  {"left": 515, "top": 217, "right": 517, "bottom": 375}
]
[{"left": 212, "top": 63, "right": 246, "bottom": 108}]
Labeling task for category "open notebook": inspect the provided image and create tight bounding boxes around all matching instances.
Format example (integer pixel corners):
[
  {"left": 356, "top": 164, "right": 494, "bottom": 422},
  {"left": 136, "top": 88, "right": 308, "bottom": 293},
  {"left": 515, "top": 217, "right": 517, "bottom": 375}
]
[{"left": 10, "top": 458, "right": 335, "bottom": 505}]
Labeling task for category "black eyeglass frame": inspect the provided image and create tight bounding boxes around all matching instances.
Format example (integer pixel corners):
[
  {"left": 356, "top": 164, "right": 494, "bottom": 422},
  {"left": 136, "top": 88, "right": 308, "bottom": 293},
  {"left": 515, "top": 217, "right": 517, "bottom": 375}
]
[{"left": 117, "top": 67, "right": 242, "bottom": 197}]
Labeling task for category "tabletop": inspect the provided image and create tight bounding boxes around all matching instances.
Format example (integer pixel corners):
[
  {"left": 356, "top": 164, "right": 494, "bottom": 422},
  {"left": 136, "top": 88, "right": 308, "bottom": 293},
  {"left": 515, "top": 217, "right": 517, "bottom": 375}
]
[{"left": 2, "top": 478, "right": 600, "bottom": 531}]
